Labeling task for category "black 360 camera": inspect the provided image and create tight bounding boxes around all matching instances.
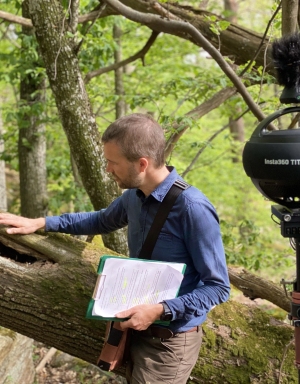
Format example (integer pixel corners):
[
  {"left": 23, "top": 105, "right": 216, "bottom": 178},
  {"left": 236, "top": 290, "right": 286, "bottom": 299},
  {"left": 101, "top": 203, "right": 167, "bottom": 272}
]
[{"left": 242, "top": 33, "right": 300, "bottom": 381}]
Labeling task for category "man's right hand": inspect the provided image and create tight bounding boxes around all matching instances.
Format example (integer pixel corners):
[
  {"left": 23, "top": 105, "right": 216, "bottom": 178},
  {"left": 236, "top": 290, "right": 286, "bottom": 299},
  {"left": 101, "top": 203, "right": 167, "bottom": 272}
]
[{"left": 0, "top": 213, "right": 46, "bottom": 235}]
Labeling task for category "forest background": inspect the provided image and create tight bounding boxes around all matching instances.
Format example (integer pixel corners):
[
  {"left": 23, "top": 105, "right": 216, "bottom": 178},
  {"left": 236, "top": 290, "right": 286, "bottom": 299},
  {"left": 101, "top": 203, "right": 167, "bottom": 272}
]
[{"left": 0, "top": 0, "right": 298, "bottom": 383}]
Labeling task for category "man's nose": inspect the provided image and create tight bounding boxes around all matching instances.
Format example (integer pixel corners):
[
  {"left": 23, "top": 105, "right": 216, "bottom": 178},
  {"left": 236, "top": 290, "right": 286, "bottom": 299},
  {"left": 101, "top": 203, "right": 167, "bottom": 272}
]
[{"left": 106, "top": 162, "right": 112, "bottom": 173}]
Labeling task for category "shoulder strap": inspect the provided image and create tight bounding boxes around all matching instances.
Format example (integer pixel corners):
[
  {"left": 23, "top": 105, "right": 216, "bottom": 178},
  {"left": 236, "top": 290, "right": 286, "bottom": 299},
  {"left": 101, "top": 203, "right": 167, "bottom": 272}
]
[{"left": 139, "top": 179, "right": 190, "bottom": 260}]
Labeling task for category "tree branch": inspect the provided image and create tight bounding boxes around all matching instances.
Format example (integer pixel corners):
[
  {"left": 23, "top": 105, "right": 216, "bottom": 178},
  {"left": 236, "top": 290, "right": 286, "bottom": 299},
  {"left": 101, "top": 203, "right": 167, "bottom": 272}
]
[
  {"left": 84, "top": 30, "right": 159, "bottom": 83},
  {"left": 68, "top": 0, "right": 80, "bottom": 33},
  {"left": 0, "top": 9, "right": 110, "bottom": 28},
  {"left": 148, "top": 0, "right": 181, "bottom": 21},
  {"left": 0, "top": 10, "right": 32, "bottom": 27},
  {"left": 165, "top": 87, "right": 237, "bottom": 159},
  {"left": 103, "top": 0, "right": 267, "bottom": 124},
  {"left": 181, "top": 125, "right": 228, "bottom": 178},
  {"left": 181, "top": 105, "right": 252, "bottom": 177},
  {"left": 228, "top": 266, "right": 291, "bottom": 313}
]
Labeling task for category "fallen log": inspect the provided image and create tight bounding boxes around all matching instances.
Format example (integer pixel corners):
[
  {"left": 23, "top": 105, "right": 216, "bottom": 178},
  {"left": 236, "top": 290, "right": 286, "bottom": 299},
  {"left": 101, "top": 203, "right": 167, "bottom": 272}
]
[{"left": 0, "top": 226, "right": 298, "bottom": 382}]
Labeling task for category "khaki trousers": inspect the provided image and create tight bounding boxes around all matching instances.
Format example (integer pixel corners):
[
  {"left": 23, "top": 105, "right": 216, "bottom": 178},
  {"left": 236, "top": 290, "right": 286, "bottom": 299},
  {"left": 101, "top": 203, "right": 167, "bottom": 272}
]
[{"left": 126, "top": 327, "right": 202, "bottom": 384}]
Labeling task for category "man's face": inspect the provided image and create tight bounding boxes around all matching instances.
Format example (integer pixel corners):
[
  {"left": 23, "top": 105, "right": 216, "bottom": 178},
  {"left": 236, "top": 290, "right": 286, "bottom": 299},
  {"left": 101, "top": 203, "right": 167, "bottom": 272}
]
[{"left": 103, "top": 141, "right": 143, "bottom": 189}]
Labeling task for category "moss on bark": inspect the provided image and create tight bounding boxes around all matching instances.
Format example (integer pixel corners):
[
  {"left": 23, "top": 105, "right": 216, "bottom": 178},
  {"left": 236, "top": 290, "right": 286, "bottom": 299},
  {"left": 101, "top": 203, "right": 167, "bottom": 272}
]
[{"left": 191, "top": 302, "right": 297, "bottom": 383}]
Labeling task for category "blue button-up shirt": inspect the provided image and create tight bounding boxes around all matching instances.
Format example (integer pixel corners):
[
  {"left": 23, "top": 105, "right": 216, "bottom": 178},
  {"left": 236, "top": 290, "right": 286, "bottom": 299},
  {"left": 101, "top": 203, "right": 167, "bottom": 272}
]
[{"left": 45, "top": 167, "right": 230, "bottom": 332}]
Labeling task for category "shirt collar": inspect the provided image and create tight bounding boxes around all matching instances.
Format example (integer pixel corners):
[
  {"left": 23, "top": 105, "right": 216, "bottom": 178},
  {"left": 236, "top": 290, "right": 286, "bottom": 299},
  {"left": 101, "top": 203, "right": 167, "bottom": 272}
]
[{"left": 136, "top": 166, "right": 180, "bottom": 202}]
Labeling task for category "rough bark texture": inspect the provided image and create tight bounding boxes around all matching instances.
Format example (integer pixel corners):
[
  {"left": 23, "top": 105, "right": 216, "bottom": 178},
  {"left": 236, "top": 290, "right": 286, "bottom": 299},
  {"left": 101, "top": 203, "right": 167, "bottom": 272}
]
[
  {"left": 113, "top": 24, "right": 126, "bottom": 119},
  {"left": 0, "top": 228, "right": 298, "bottom": 382},
  {"left": 0, "top": 103, "right": 7, "bottom": 212},
  {"left": 27, "top": 0, "right": 128, "bottom": 255},
  {"left": 0, "top": 227, "right": 108, "bottom": 364},
  {"left": 19, "top": 0, "right": 48, "bottom": 219},
  {"left": 228, "top": 266, "right": 291, "bottom": 313}
]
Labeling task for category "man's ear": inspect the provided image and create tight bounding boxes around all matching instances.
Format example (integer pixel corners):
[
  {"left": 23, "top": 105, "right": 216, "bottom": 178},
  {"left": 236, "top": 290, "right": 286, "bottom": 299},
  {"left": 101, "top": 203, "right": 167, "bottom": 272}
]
[{"left": 139, "top": 157, "right": 149, "bottom": 172}]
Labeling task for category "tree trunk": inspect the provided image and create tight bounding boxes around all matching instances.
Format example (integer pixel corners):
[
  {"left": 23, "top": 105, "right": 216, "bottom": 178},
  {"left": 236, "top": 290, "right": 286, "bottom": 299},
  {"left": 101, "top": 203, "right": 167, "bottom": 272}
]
[
  {"left": 27, "top": 0, "right": 128, "bottom": 255},
  {"left": 229, "top": 115, "right": 245, "bottom": 162},
  {"left": 113, "top": 23, "right": 126, "bottom": 119},
  {"left": 224, "top": 0, "right": 245, "bottom": 163},
  {"left": 0, "top": 101, "right": 7, "bottom": 212},
  {"left": 281, "top": 0, "right": 299, "bottom": 35},
  {"left": 0, "top": 228, "right": 298, "bottom": 382},
  {"left": 18, "top": 0, "right": 48, "bottom": 219}
]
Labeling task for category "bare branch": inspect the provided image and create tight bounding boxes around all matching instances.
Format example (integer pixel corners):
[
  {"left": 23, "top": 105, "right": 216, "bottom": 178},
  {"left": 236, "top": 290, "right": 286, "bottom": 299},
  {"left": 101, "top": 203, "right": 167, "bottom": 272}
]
[
  {"left": 164, "top": 87, "right": 237, "bottom": 159},
  {"left": 84, "top": 30, "right": 159, "bottom": 83},
  {"left": 181, "top": 106, "right": 251, "bottom": 177},
  {"left": 0, "top": 10, "right": 32, "bottom": 27},
  {"left": 80, "top": 4, "right": 107, "bottom": 37},
  {"left": 181, "top": 125, "right": 228, "bottom": 178},
  {"left": 35, "top": 347, "right": 57, "bottom": 373},
  {"left": 0, "top": 9, "right": 109, "bottom": 28}
]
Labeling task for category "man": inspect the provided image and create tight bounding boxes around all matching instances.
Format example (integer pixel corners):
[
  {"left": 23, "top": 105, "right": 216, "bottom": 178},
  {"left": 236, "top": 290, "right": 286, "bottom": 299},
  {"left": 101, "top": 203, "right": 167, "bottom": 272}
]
[{"left": 0, "top": 113, "right": 230, "bottom": 383}]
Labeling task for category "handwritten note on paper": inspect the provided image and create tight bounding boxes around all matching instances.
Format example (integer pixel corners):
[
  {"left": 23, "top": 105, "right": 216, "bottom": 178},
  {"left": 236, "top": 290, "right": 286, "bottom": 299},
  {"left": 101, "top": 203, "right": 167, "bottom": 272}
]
[{"left": 92, "top": 258, "right": 185, "bottom": 318}]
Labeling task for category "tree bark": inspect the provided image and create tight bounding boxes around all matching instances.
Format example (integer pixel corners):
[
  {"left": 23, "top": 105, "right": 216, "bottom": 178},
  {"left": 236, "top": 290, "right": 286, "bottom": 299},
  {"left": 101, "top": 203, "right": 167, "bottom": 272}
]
[
  {"left": 229, "top": 114, "right": 245, "bottom": 162},
  {"left": 0, "top": 226, "right": 107, "bottom": 365},
  {"left": 281, "top": 0, "right": 299, "bottom": 35},
  {"left": 0, "top": 230, "right": 298, "bottom": 382},
  {"left": 0, "top": 101, "right": 7, "bottom": 212},
  {"left": 18, "top": 0, "right": 48, "bottom": 219},
  {"left": 27, "top": 0, "right": 128, "bottom": 255},
  {"left": 223, "top": 0, "right": 245, "bottom": 163},
  {"left": 113, "top": 23, "right": 126, "bottom": 119},
  {"left": 228, "top": 266, "right": 291, "bottom": 313}
]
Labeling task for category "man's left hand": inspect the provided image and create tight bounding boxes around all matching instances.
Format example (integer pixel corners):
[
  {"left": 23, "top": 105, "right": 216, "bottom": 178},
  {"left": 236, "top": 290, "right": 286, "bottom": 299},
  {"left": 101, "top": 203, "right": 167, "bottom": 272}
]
[{"left": 115, "top": 303, "right": 164, "bottom": 330}]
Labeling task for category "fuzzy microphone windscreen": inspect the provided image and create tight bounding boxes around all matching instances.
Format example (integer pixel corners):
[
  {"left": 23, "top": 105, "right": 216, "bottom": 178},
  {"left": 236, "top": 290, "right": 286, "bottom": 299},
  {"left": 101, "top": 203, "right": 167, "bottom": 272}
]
[{"left": 272, "top": 33, "right": 300, "bottom": 88}]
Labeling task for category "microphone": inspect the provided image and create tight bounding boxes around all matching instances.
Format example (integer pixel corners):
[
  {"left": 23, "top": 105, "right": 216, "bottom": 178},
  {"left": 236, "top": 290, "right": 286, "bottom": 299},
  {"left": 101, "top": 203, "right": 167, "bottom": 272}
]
[{"left": 272, "top": 33, "right": 300, "bottom": 104}]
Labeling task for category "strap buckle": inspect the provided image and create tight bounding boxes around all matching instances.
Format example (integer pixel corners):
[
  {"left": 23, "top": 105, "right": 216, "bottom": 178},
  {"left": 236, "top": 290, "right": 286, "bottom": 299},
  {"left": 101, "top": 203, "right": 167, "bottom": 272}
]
[{"left": 173, "top": 179, "right": 190, "bottom": 190}]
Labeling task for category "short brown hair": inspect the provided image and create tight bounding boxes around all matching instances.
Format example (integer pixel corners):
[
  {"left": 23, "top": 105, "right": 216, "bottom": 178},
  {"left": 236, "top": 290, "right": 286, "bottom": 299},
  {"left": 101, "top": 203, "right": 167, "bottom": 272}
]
[{"left": 102, "top": 114, "right": 166, "bottom": 167}]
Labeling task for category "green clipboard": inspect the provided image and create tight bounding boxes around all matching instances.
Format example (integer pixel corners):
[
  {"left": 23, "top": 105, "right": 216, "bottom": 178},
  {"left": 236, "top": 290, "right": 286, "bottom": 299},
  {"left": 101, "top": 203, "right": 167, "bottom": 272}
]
[{"left": 86, "top": 255, "right": 186, "bottom": 322}]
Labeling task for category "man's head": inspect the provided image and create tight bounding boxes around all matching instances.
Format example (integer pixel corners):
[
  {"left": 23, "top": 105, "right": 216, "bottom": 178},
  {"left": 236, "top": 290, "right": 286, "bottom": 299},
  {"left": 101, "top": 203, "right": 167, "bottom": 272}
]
[
  {"left": 102, "top": 113, "right": 166, "bottom": 168},
  {"left": 101, "top": 114, "right": 167, "bottom": 191}
]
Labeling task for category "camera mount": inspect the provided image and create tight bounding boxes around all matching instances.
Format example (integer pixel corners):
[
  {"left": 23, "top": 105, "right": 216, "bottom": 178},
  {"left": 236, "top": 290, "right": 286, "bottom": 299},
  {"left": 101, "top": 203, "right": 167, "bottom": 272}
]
[{"left": 243, "top": 108, "right": 300, "bottom": 381}]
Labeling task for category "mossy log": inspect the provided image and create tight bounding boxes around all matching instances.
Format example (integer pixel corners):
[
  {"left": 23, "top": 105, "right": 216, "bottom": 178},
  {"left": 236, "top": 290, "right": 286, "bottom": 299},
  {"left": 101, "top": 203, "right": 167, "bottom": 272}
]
[{"left": 0, "top": 226, "right": 298, "bottom": 382}]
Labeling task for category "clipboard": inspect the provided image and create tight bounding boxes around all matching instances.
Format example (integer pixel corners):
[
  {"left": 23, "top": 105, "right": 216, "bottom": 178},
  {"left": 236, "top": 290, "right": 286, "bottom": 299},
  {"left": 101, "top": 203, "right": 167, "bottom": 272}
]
[{"left": 86, "top": 255, "right": 186, "bottom": 321}]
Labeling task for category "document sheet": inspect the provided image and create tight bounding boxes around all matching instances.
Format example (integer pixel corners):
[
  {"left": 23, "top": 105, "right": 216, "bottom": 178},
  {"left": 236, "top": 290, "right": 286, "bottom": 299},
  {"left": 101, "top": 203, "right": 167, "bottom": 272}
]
[{"left": 92, "top": 257, "right": 185, "bottom": 318}]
